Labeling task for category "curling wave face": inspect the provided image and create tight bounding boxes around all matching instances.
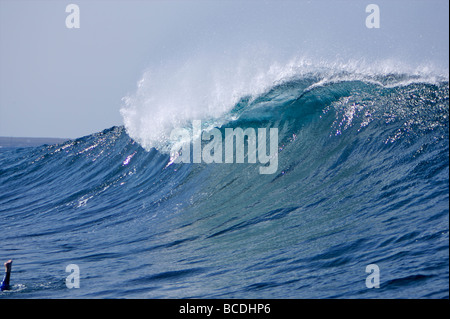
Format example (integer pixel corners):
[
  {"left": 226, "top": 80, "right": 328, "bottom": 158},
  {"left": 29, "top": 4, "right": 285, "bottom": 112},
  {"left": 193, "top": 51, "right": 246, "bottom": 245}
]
[{"left": 0, "top": 60, "right": 448, "bottom": 298}]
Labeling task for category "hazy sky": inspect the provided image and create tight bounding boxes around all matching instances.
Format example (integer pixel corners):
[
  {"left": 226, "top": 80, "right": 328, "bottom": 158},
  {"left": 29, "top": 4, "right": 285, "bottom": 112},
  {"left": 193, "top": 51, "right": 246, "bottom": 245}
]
[{"left": 0, "top": 0, "right": 448, "bottom": 138}]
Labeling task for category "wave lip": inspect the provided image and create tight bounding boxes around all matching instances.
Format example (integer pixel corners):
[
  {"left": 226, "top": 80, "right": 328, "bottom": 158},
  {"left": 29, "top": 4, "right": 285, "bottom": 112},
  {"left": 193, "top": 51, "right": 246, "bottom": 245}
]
[{"left": 120, "top": 56, "right": 448, "bottom": 152}]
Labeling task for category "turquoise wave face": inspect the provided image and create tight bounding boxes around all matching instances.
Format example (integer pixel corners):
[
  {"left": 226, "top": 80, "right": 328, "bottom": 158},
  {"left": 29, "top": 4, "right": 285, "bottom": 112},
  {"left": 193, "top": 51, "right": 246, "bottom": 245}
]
[{"left": 0, "top": 74, "right": 448, "bottom": 298}]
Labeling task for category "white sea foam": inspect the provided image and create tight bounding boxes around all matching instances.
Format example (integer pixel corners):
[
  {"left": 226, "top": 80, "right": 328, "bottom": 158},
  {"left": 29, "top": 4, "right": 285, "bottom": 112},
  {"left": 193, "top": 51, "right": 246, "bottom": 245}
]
[{"left": 120, "top": 51, "right": 447, "bottom": 152}]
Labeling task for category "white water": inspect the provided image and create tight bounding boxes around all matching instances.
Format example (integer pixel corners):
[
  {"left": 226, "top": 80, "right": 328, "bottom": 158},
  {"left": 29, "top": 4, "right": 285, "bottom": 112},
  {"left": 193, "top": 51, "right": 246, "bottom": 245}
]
[{"left": 120, "top": 49, "right": 447, "bottom": 152}]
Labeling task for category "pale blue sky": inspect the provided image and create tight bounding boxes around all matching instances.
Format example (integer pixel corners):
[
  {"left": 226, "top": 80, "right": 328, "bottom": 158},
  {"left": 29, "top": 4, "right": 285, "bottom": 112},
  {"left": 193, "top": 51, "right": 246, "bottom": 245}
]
[{"left": 0, "top": 0, "right": 448, "bottom": 138}]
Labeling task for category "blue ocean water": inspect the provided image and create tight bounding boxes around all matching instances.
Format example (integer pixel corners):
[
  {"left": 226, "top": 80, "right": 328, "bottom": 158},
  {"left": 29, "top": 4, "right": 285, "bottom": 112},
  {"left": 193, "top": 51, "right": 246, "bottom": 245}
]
[{"left": 0, "top": 70, "right": 448, "bottom": 299}]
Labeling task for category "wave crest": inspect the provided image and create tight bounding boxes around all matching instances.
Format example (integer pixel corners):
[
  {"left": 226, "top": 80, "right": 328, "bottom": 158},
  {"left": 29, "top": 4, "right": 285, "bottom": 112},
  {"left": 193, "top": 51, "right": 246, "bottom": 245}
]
[{"left": 120, "top": 55, "right": 448, "bottom": 151}]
